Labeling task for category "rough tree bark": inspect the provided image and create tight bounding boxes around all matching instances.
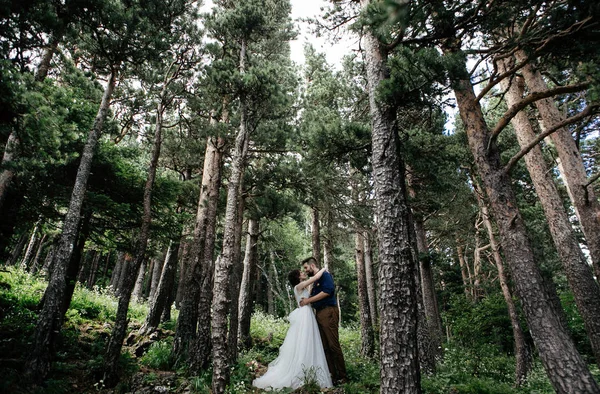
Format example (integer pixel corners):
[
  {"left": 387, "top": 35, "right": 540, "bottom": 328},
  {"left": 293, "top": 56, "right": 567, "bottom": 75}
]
[
  {"left": 211, "top": 37, "right": 251, "bottom": 394},
  {"left": 173, "top": 131, "right": 224, "bottom": 361},
  {"left": 132, "top": 260, "right": 148, "bottom": 302},
  {"left": 516, "top": 50, "right": 600, "bottom": 281},
  {"left": 472, "top": 177, "right": 530, "bottom": 385},
  {"left": 238, "top": 218, "right": 260, "bottom": 351},
  {"left": 360, "top": 1, "right": 421, "bottom": 390},
  {"left": 24, "top": 68, "right": 118, "bottom": 383},
  {"left": 102, "top": 80, "right": 166, "bottom": 386},
  {"left": 149, "top": 257, "right": 164, "bottom": 300},
  {"left": 499, "top": 57, "right": 600, "bottom": 368},
  {"left": 355, "top": 231, "right": 375, "bottom": 357},
  {"left": 444, "top": 40, "right": 599, "bottom": 392}
]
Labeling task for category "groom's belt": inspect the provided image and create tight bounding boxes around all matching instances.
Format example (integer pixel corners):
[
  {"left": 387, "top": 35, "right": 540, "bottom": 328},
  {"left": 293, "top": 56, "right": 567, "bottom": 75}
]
[{"left": 314, "top": 304, "right": 336, "bottom": 312}]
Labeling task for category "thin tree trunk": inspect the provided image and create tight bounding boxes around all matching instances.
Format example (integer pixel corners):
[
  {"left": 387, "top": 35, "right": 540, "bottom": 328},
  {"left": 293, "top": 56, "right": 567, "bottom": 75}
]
[
  {"left": 212, "top": 38, "right": 251, "bottom": 394},
  {"left": 238, "top": 218, "right": 260, "bottom": 351},
  {"left": 228, "top": 196, "right": 246, "bottom": 364},
  {"left": 8, "top": 233, "right": 27, "bottom": 266},
  {"left": 355, "top": 230, "right": 375, "bottom": 357},
  {"left": 140, "top": 240, "right": 180, "bottom": 335},
  {"left": 311, "top": 207, "right": 321, "bottom": 264},
  {"left": 499, "top": 57, "right": 600, "bottom": 368},
  {"left": 360, "top": 2, "right": 420, "bottom": 390},
  {"left": 323, "top": 209, "right": 335, "bottom": 273},
  {"left": 30, "top": 234, "right": 49, "bottom": 275},
  {"left": 24, "top": 68, "right": 118, "bottom": 383},
  {"left": 413, "top": 218, "right": 443, "bottom": 360},
  {"left": 456, "top": 243, "right": 471, "bottom": 297},
  {"left": 87, "top": 251, "right": 101, "bottom": 288},
  {"left": 267, "top": 264, "right": 275, "bottom": 315},
  {"left": 516, "top": 50, "right": 600, "bottom": 280},
  {"left": 110, "top": 252, "right": 125, "bottom": 291},
  {"left": 40, "top": 244, "right": 55, "bottom": 277},
  {"left": 132, "top": 260, "right": 148, "bottom": 302},
  {"left": 103, "top": 81, "right": 165, "bottom": 386},
  {"left": 444, "top": 41, "right": 599, "bottom": 393},
  {"left": 472, "top": 177, "right": 530, "bottom": 385},
  {"left": 149, "top": 256, "right": 163, "bottom": 301},
  {"left": 20, "top": 222, "right": 40, "bottom": 271},
  {"left": 363, "top": 230, "right": 378, "bottom": 325}
]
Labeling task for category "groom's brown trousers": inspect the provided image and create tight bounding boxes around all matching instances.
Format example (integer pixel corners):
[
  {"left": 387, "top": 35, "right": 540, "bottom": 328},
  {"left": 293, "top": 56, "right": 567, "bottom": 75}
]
[{"left": 315, "top": 306, "right": 347, "bottom": 382}]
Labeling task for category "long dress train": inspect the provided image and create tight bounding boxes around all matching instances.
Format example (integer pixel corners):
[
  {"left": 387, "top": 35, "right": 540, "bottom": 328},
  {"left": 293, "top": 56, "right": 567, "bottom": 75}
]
[{"left": 252, "top": 286, "right": 333, "bottom": 390}]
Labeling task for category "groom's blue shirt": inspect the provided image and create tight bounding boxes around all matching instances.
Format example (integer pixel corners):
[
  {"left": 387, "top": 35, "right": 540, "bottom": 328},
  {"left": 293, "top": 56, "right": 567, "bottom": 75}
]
[{"left": 311, "top": 271, "right": 337, "bottom": 310}]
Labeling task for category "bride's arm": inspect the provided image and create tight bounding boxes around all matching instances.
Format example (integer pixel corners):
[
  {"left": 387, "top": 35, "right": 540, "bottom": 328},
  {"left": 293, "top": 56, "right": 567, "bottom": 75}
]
[{"left": 295, "top": 268, "right": 327, "bottom": 291}]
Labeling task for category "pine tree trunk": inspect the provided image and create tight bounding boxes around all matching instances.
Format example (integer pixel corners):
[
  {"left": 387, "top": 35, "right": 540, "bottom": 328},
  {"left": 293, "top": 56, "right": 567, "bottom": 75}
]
[
  {"left": 361, "top": 1, "right": 421, "bottom": 390},
  {"left": 140, "top": 240, "right": 180, "bottom": 335},
  {"left": 311, "top": 207, "right": 321, "bottom": 264},
  {"left": 516, "top": 50, "right": 600, "bottom": 280},
  {"left": 24, "top": 68, "right": 117, "bottom": 383},
  {"left": 149, "top": 256, "right": 163, "bottom": 301},
  {"left": 103, "top": 87, "right": 165, "bottom": 386},
  {"left": 472, "top": 177, "right": 530, "bottom": 385},
  {"left": 7, "top": 233, "right": 27, "bottom": 266},
  {"left": 132, "top": 260, "right": 148, "bottom": 302},
  {"left": 499, "top": 57, "right": 600, "bottom": 368},
  {"left": 445, "top": 42, "right": 599, "bottom": 393},
  {"left": 0, "top": 132, "right": 19, "bottom": 213},
  {"left": 109, "top": 252, "right": 125, "bottom": 291},
  {"left": 238, "top": 218, "right": 259, "bottom": 351},
  {"left": 30, "top": 234, "right": 48, "bottom": 275},
  {"left": 86, "top": 251, "right": 101, "bottom": 288},
  {"left": 212, "top": 38, "right": 251, "bottom": 393},
  {"left": 355, "top": 231, "right": 375, "bottom": 357},
  {"left": 20, "top": 222, "right": 40, "bottom": 270},
  {"left": 187, "top": 132, "right": 225, "bottom": 372},
  {"left": 456, "top": 243, "right": 471, "bottom": 297},
  {"left": 323, "top": 209, "right": 334, "bottom": 273},
  {"left": 175, "top": 134, "right": 224, "bottom": 365},
  {"left": 363, "top": 230, "right": 378, "bottom": 325},
  {"left": 227, "top": 196, "right": 246, "bottom": 364},
  {"left": 413, "top": 218, "right": 443, "bottom": 360}
]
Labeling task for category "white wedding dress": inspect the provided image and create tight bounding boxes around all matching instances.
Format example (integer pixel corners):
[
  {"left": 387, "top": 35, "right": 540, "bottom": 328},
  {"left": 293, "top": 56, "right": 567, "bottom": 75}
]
[{"left": 252, "top": 286, "right": 333, "bottom": 390}]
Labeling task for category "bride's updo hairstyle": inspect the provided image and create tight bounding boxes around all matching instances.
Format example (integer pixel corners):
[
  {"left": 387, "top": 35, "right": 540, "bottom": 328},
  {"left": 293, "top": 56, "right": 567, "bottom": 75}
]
[{"left": 288, "top": 269, "right": 301, "bottom": 287}]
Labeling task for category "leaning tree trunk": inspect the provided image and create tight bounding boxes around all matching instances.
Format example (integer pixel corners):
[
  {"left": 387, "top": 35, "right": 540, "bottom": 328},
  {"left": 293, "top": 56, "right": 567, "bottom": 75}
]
[
  {"left": 238, "top": 218, "right": 260, "bottom": 351},
  {"left": 30, "top": 234, "right": 49, "bottom": 275},
  {"left": 149, "top": 256, "right": 163, "bottom": 300},
  {"left": 132, "top": 260, "right": 148, "bottom": 302},
  {"left": 355, "top": 230, "right": 375, "bottom": 357},
  {"left": 7, "top": 233, "right": 27, "bottom": 266},
  {"left": 211, "top": 37, "right": 251, "bottom": 394},
  {"left": 360, "top": 2, "right": 421, "bottom": 390},
  {"left": 140, "top": 240, "right": 180, "bottom": 335},
  {"left": 311, "top": 206, "right": 321, "bottom": 264},
  {"left": 444, "top": 41, "right": 599, "bottom": 393},
  {"left": 187, "top": 135, "right": 225, "bottom": 373},
  {"left": 24, "top": 68, "right": 118, "bottom": 383},
  {"left": 499, "top": 57, "right": 600, "bottom": 369},
  {"left": 472, "top": 177, "right": 530, "bottom": 385},
  {"left": 456, "top": 243, "right": 472, "bottom": 297},
  {"left": 20, "top": 222, "right": 41, "bottom": 271},
  {"left": 516, "top": 50, "right": 600, "bottom": 280},
  {"left": 103, "top": 86, "right": 165, "bottom": 386}
]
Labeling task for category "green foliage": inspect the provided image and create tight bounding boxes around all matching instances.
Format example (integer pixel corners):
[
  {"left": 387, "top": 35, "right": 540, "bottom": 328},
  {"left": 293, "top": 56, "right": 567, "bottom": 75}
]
[{"left": 140, "top": 340, "right": 174, "bottom": 370}]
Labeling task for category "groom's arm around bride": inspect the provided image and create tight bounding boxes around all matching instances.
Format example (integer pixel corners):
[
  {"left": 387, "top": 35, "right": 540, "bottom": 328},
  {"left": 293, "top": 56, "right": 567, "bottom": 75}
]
[{"left": 299, "top": 257, "right": 348, "bottom": 385}]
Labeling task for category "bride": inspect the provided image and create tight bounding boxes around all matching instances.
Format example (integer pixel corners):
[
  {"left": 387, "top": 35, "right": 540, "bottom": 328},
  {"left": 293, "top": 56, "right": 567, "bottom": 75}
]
[{"left": 252, "top": 267, "right": 333, "bottom": 390}]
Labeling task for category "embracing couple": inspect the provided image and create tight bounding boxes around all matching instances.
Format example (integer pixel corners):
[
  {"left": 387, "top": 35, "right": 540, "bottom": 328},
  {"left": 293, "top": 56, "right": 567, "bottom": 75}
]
[{"left": 253, "top": 257, "right": 348, "bottom": 390}]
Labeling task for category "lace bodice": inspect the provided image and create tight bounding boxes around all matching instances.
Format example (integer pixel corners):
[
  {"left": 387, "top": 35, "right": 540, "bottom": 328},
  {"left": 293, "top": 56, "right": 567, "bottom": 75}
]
[{"left": 293, "top": 286, "right": 310, "bottom": 304}]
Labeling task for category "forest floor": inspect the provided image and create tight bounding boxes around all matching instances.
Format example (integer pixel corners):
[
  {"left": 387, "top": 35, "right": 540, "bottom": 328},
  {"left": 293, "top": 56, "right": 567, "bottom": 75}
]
[{"left": 1, "top": 267, "right": 596, "bottom": 393}]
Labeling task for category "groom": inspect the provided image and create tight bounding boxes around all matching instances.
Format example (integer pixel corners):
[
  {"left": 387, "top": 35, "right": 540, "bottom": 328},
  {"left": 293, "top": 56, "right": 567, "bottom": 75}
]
[{"left": 299, "top": 257, "right": 348, "bottom": 385}]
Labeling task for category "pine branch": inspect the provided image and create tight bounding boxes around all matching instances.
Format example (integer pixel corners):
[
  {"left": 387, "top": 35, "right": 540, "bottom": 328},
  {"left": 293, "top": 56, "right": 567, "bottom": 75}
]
[
  {"left": 489, "top": 82, "right": 590, "bottom": 147},
  {"left": 503, "top": 103, "right": 599, "bottom": 174}
]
